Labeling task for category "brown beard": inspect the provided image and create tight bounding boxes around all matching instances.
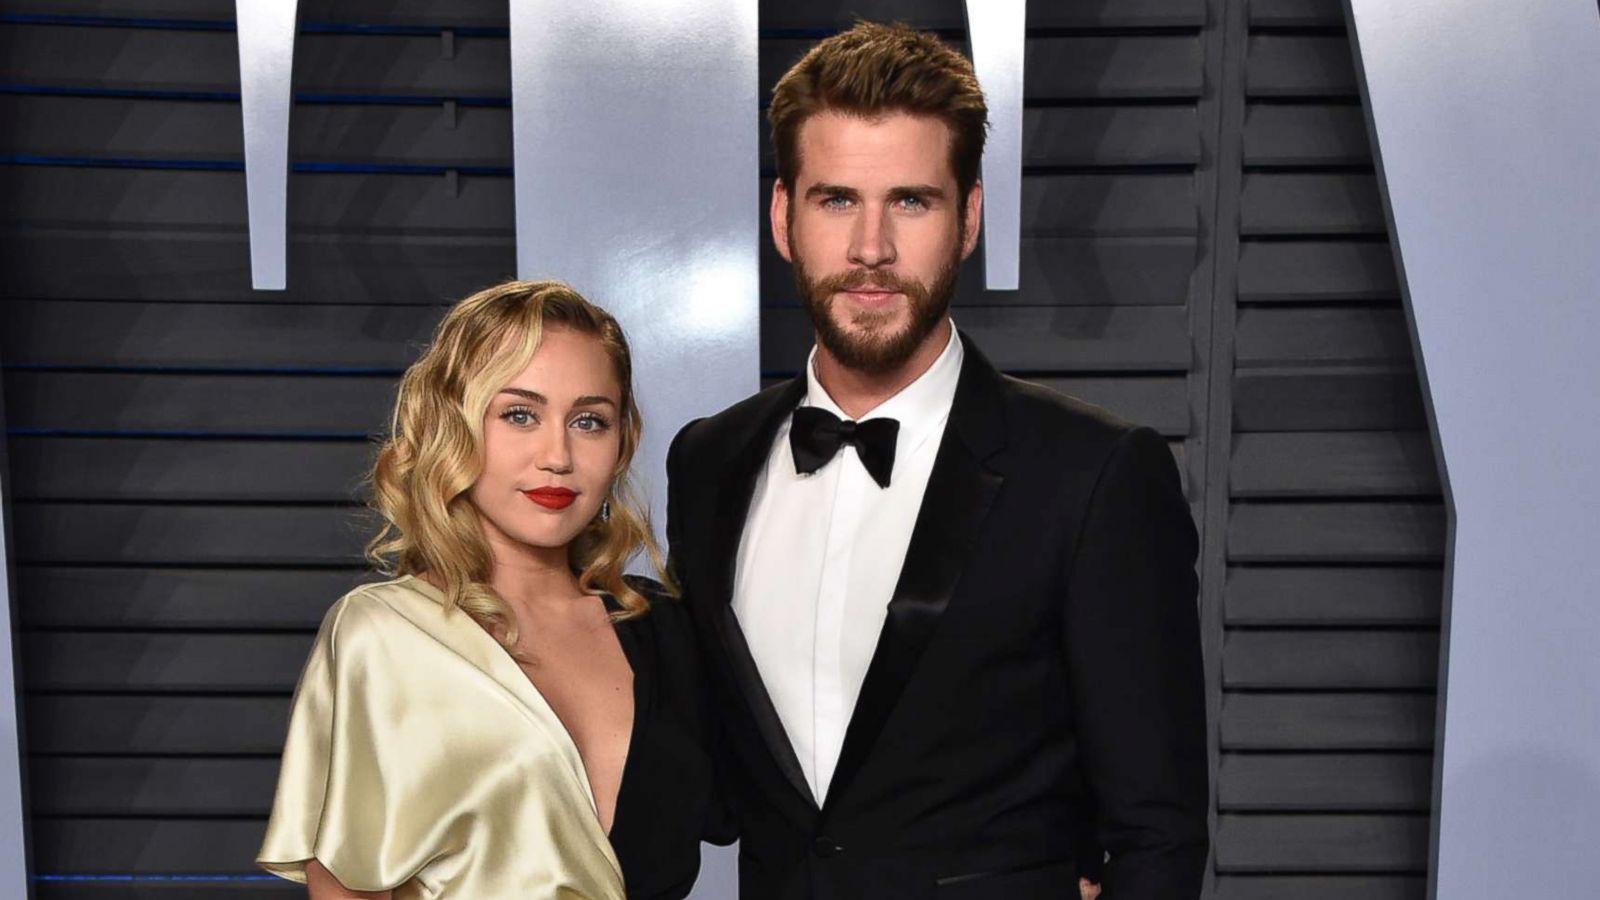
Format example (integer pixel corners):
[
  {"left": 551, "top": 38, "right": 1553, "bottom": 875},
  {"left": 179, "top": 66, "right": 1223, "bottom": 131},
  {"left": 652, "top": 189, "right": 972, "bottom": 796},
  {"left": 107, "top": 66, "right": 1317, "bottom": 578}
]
[{"left": 792, "top": 252, "right": 960, "bottom": 376}]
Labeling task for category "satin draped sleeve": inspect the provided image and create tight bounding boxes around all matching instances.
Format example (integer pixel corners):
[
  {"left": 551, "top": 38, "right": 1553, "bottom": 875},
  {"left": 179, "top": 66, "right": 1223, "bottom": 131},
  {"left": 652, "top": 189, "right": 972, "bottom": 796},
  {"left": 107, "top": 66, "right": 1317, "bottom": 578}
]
[{"left": 256, "top": 580, "right": 626, "bottom": 899}]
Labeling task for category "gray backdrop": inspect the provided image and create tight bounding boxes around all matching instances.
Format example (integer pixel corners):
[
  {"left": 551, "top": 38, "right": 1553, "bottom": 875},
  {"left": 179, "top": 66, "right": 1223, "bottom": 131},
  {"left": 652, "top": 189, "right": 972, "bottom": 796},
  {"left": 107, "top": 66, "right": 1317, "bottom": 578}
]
[
  {"left": 0, "top": 1, "right": 1451, "bottom": 897},
  {"left": 1344, "top": 2, "right": 1600, "bottom": 898}
]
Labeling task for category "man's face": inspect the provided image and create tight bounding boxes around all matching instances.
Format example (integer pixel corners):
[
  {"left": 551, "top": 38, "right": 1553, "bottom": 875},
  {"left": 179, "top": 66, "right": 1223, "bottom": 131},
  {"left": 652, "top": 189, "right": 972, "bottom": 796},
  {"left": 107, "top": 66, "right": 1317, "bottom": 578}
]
[{"left": 772, "top": 110, "right": 982, "bottom": 375}]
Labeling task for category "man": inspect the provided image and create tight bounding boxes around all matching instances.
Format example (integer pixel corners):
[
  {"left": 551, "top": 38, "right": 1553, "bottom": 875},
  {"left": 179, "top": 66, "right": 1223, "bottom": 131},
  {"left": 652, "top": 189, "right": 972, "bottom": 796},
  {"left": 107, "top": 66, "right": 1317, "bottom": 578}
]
[{"left": 666, "top": 22, "right": 1208, "bottom": 899}]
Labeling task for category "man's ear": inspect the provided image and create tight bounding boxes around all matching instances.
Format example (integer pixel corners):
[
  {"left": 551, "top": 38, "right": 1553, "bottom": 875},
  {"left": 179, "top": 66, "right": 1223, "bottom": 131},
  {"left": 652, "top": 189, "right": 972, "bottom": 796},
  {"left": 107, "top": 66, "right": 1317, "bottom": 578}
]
[
  {"left": 960, "top": 180, "right": 984, "bottom": 260},
  {"left": 771, "top": 180, "right": 794, "bottom": 263}
]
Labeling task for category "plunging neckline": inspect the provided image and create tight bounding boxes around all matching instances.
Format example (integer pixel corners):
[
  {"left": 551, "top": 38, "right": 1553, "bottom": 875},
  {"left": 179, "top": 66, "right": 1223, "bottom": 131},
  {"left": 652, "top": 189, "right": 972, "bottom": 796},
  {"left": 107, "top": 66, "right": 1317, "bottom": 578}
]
[{"left": 399, "top": 575, "right": 640, "bottom": 839}]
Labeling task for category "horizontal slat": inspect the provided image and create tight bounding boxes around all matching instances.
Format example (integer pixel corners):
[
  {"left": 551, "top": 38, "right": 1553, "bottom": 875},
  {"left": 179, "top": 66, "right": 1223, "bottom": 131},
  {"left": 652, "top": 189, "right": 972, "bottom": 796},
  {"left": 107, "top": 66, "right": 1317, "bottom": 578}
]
[
  {"left": 0, "top": 231, "right": 1198, "bottom": 306},
  {"left": 24, "top": 632, "right": 314, "bottom": 692},
  {"left": 18, "top": 567, "right": 358, "bottom": 629},
  {"left": 1236, "top": 308, "right": 1413, "bottom": 368},
  {"left": 756, "top": 0, "right": 1209, "bottom": 29},
  {"left": 3, "top": 98, "right": 1199, "bottom": 171},
  {"left": 1237, "top": 241, "right": 1398, "bottom": 303},
  {"left": 36, "top": 882, "right": 299, "bottom": 899},
  {"left": 1, "top": 167, "right": 512, "bottom": 232},
  {"left": 1218, "top": 753, "right": 1432, "bottom": 811},
  {"left": 1224, "top": 631, "right": 1439, "bottom": 689},
  {"left": 1018, "top": 106, "right": 1200, "bottom": 168},
  {"left": 1225, "top": 566, "right": 1442, "bottom": 625},
  {"left": 1246, "top": 0, "right": 1348, "bottom": 28},
  {"left": 0, "top": 25, "right": 509, "bottom": 97},
  {"left": 30, "top": 818, "right": 267, "bottom": 874},
  {"left": 1, "top": 301, "right": 438, "bottom": 369},
  {"left": 0, "top": 29, "right": 1203, "bottom": 101},
  {"left": 1246, "top": 35, "right": 1358, "bottom": 97},
  {"left": 28, "top": 696, "right": 291, "bottom": 755},
  {"left": 763, "top": 37, "right": 1204, "bottom": 103},
  {"left": 1231, "top": 432, "right": 1440, "bottom": 497},
  {"left": 1220, "top": 692, "right": 1436, "bottom": 750},
  {"left": 1240, "top": 173, "right": 1385, "bottom": 236},
  {"left": 30, "top": 758, "right": 278, "bottom": 816},
  {"left": 9, "top": 439, "right": 374, "bottom": 503},
  {"left": 1215, "top": 875, "right": 1424, "bottom": 900},
  {"left": 764, "top": 307, "right": 1192, "bottom": 376},
  {"left": 0, "top": 229, "right": 516, "bottom": 305},
  {"left": 1216, "top": 814, "right": 1428, "bottom": 872},
  {"left": 1228, "top": 502, "right": 1445, "bottom": 562},
  {"left": 0, "top": 94, "right": 509, "bottom": 166},
  {"left": 919, "top": 236, "right": 1198, "bottom": 308},
  {"left": 7, "top": 367, "right": 1185, "bottom": 444},
  {"left": 12, "top": 504, "right": 372, "bottom": 565},
  {"left": 5, "top": 372, "right": 394, "bottom": 435},
  {"left": 5, "top": 168, "right": 1195, "bottom": 236},
  {"left": 2, "top": 0, "right": 1210, "bottom": 31},
  {"left": 1243, "top": 104, "right": 1371, "bottom": 166},
  {"left": 36, "top": 884, "right": 298, "bottom": 900},
  {"left": 1233, "top": 367, "right": 1427, "bottom": 432},
  {"left": 1032, "top": 377, "right": 1190, "bottom": 437}
]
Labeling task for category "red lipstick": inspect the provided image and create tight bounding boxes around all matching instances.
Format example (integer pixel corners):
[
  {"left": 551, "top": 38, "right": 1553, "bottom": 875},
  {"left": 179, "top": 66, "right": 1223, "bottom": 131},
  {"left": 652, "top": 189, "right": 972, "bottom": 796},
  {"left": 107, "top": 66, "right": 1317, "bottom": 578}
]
[{"left": 522, "top": 487, "right": 578, "bottom": 510}]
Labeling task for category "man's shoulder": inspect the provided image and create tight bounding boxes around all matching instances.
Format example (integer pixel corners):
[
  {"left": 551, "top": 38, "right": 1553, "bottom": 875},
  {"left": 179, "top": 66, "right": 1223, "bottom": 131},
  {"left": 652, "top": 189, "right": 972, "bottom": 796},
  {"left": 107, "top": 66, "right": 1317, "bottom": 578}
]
[
  {"left": 673, "top": 378, "right": 798, "bottom": 459},
  {"left": 997, "top": 373, "right": 1144, "bottom": 453}
]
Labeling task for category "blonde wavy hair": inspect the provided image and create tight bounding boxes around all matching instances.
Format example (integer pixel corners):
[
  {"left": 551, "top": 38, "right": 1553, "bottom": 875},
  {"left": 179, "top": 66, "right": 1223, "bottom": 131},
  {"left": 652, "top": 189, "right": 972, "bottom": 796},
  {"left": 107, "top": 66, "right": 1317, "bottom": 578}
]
[{"left": 367, "top": 279, "right": 664, "bottom": 647}]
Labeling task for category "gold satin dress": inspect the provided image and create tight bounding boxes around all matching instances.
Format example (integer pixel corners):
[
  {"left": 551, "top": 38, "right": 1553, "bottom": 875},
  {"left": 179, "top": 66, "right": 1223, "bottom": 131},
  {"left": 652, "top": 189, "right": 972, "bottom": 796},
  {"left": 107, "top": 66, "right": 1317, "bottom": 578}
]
[{"left": 257, "top": 576, "right": 627, "bottom": 899}]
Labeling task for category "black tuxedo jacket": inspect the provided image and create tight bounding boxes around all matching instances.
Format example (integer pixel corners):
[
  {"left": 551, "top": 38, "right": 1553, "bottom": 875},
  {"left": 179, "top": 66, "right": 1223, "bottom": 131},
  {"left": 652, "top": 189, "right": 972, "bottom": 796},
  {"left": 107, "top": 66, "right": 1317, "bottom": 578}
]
[{"left": 665, "top": 335, "right": 1208, "bottom": 900}]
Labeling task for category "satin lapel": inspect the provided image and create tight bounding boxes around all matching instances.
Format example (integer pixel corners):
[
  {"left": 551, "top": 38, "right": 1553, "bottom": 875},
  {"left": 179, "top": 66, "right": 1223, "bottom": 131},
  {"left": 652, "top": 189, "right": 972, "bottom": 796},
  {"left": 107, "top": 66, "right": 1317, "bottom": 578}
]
[
  {"left": 824, "top": 335, "right": 1009, "bottom": 809},
  {"left": 704, "top": 376, "right": 816, "bottom": 809}
]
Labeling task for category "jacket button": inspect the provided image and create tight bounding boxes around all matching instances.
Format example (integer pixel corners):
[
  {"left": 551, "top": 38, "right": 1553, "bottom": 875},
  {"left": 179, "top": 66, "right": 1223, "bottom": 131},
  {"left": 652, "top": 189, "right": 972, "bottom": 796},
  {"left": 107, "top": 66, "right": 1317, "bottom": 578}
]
[{"left": 812, "top": 836, "right": 843, "bottom": 858}]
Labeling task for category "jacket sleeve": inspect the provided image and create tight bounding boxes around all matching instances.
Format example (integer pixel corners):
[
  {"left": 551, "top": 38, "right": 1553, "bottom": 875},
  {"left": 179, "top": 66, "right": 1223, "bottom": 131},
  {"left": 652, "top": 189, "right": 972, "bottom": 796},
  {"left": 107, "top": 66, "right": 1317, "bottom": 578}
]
[
  {"left": 1061, "top": 426, "right": 1209, "bottom": 899},
  {"left": 665, "top": 419, "right": 739, "bottom": 845}
]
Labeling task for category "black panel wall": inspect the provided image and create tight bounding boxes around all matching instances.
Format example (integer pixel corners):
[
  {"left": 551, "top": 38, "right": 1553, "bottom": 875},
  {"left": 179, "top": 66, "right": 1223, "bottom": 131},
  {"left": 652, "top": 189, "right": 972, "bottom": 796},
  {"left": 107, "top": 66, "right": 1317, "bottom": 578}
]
[{"left": 0, "top": 1, "right": 1442, "bottom": 897}]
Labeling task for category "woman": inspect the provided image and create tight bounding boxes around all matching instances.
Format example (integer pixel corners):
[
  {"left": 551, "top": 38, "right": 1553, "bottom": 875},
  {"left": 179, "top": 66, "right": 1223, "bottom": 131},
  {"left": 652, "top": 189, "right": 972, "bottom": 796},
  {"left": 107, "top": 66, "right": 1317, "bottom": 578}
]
[{"left": 257, "top": 280, "right": 724, "bottom": 898}]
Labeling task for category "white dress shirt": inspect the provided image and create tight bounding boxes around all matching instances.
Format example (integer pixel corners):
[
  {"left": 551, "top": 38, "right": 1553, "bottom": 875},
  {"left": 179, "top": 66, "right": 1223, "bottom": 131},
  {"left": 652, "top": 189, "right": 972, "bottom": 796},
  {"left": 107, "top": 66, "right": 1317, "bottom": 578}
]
[{"left": 732, "top": 325, "right": 963, "bottom": 802}]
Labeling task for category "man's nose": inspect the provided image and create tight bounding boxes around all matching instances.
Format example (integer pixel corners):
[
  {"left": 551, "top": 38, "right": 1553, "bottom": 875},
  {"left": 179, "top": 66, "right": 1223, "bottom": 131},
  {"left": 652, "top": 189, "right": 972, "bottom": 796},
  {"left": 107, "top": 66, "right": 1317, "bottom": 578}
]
[{"left": 848, "top": 206, "right": 897, "bottom": 268}]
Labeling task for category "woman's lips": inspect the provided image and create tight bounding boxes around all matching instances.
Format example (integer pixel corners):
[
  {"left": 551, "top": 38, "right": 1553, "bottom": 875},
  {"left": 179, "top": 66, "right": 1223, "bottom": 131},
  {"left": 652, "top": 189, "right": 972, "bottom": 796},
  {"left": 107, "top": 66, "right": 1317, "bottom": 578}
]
[{"left": 522, "top": 487, "right": 578, "bottom": 510}]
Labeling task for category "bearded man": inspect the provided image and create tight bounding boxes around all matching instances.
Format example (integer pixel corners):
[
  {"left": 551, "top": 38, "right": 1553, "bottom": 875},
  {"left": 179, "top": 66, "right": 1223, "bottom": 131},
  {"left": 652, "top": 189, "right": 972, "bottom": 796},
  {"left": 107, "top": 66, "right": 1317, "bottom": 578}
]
[{"left": 665, "top": 21, "right": 1209, "bottom": 900}]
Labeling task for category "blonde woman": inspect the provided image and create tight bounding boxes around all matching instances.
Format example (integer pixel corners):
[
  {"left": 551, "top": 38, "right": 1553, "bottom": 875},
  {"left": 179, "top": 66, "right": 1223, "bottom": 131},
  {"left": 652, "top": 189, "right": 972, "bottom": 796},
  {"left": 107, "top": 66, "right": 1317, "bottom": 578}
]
[{"left": 258, "top": 281, "right": 727, "bottom": 898}]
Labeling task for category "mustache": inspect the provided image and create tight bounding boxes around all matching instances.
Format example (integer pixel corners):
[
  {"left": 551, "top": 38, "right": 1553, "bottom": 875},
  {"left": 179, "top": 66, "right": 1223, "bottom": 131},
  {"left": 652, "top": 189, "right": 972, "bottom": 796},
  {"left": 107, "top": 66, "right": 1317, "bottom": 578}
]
[{"left": 813, "top": 269, "right": 921, "bottom": 296}]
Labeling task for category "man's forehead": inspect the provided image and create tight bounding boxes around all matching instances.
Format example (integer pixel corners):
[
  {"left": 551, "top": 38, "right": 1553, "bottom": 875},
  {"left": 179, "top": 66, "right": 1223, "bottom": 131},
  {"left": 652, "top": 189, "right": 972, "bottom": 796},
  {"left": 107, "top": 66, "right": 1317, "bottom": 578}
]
[{"left": 794, "top": 109, "right": 956, "bottom": 182}]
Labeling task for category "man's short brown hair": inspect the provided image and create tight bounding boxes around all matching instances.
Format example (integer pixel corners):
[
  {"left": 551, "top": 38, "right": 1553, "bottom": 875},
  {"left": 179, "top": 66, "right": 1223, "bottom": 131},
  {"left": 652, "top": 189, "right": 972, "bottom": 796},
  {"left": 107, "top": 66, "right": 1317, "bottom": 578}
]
[{"left": 768, "top": 21, "right": 989, "bottom": 198}]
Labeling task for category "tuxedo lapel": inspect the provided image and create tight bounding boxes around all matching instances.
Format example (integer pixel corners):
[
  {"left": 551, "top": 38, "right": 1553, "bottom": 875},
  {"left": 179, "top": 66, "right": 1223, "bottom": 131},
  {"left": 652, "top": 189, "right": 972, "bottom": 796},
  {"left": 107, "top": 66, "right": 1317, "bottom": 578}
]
[
  {"left": 825, "top": 335, "right": 1009, "bottom": 809},
  {"left": 703, "top": 376, "right": 816, "bottom": 809}
]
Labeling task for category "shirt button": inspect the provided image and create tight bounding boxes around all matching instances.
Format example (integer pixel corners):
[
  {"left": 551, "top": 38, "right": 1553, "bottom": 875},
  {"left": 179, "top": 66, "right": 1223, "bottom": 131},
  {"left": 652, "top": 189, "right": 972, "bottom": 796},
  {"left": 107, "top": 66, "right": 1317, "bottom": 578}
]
[{"left": 812, "top": 836, "right": 843, "bottom": 858}]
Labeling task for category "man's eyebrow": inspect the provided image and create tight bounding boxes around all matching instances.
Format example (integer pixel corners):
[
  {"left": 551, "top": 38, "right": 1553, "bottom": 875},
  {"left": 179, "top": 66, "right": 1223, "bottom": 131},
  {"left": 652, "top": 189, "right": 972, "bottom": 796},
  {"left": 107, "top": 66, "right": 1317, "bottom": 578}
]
[
  {"left": 888, "top": 184, "right": 947, "bottom": 200},
  {"left": 804, "top": 183, "right": 861, "bottom": 201}
]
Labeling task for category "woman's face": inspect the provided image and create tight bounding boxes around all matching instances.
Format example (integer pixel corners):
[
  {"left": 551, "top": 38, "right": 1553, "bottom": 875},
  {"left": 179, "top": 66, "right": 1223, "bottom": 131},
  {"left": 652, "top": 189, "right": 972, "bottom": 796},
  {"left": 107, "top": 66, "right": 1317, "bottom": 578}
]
[{"left": 469, "top": 326, "right": 623, "bottom": 558}]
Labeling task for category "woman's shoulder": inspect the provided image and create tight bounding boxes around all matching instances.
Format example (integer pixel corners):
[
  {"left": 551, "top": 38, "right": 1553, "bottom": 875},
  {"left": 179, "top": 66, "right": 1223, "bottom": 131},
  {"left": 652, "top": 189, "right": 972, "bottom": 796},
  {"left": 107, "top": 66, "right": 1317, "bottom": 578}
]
[{"left": 319, "top": 575, "right": 445, "bottom": 645}]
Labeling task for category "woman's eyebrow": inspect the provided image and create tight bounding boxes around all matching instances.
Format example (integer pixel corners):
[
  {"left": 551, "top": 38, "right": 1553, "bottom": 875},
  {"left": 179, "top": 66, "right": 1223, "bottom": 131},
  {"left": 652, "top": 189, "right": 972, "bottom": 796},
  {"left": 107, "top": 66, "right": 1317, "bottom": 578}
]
[{"left": 497, "top": 387, "right": 546, "bottom": 403}]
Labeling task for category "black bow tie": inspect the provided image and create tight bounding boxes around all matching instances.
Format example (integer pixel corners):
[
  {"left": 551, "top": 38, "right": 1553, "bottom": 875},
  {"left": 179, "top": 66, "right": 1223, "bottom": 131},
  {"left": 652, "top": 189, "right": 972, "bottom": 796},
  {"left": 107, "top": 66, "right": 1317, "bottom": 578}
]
[{"left": 789, "top": 407, "right": 900, "bottom": 488}]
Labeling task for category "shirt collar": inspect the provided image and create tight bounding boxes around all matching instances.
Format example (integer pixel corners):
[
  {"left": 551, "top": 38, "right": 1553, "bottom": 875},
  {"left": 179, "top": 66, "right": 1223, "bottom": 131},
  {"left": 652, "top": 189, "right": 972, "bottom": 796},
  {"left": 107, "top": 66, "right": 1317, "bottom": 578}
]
[{"left": 802, "top": 322, "right": 963, "bottom": 453}]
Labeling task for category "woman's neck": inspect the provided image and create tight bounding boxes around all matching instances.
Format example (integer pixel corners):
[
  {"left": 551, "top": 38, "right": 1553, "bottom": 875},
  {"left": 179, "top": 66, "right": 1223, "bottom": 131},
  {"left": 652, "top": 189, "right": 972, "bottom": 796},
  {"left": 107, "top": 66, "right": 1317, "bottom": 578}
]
[{"left": 481, "top": 525, "right": 586, "bottom": 614}]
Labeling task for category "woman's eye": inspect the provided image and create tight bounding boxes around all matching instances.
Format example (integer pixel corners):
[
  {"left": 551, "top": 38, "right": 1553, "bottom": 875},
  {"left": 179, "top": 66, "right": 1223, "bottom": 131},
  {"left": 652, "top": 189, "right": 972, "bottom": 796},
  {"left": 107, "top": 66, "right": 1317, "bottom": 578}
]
[
  {"left": 572, "top": 413, "right": 611, "bottom": 433},
  {"left": 500, "top": 407, "right": 537, "bottom": 426}
]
